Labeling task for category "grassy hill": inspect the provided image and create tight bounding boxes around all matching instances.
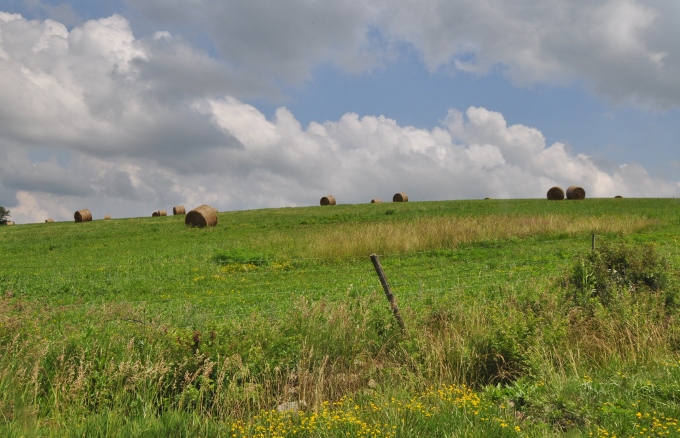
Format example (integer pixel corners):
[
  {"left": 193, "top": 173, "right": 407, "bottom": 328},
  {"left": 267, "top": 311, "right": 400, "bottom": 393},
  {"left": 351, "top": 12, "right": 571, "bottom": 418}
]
[{"left": 1, "top": 198, "right": 679, "bottom": 437}]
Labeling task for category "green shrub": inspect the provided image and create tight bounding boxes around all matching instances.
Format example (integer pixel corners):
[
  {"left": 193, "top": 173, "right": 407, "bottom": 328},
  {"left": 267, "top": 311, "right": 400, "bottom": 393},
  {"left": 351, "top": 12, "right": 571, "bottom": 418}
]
[{"left": 569, "top": 241, "right": 671, "bottom": 308}]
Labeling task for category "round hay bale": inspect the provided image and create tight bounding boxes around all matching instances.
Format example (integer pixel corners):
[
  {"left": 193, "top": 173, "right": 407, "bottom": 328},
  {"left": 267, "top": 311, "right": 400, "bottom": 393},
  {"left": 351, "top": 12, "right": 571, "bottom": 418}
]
[
  {"left": 371, "top": 198, "right": 382, "bottom": 204},
  {"left": 152, "top": 210, "right": 167, "bottom": 217},
  {"left": 45, "top": 218, "right": 54, "bottom": 223},
  {"left": 566, "top": 186, "right": 586, "bottom": 200},
  {"left": 320, "top": 195, "right": 336, "bottom": 206},
  {"left": 484, "top": 197, "right": 492, "bottom": 200},
  {"left": 546, "top": 187, "right": 565, "bottom": 200},
  {"left": 614, "top": 195, "right": 623, "bottom": 199},
  {"left": 173, "top": 205, "right": 186, "bottom": 215},
  {"left": 6, "top": 221, "right": 15, "bottom": 226},
  {"left": 104, "top": 215, "right": 111, "bottom": 220},
  {"left": 185, "top": 204, "right": 218, "bottom": 228},
  {"left": 74, "top": 209, "right": 92, "bottom": 223},
  {"left": 393, "top": 193, "right": 409, "bottom": 202}
]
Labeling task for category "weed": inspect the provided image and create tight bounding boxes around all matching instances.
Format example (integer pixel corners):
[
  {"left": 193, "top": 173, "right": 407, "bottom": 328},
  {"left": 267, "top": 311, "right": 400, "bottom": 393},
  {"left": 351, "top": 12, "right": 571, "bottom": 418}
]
[{"left": 568, "top": 241, "right": 672, "bottom": 309}]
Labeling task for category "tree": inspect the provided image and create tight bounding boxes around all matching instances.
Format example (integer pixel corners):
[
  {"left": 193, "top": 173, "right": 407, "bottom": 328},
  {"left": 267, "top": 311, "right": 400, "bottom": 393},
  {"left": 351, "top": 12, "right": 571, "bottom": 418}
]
[{"left": 0, "top": 206, "right": 10, "bottom": 225}]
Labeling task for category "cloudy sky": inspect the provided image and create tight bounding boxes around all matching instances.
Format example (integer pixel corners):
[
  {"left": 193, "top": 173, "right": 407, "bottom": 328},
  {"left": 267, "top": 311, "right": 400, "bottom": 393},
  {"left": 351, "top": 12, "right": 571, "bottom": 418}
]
[{"left": 1, "top": 0, "right": 679, "bottom": 224}]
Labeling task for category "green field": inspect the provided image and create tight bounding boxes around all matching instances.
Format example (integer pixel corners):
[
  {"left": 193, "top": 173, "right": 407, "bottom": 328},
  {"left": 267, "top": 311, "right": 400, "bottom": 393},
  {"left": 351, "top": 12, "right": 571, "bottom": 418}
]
[{"left": 1, "top": 198, "right": 679, "bottom": 437}]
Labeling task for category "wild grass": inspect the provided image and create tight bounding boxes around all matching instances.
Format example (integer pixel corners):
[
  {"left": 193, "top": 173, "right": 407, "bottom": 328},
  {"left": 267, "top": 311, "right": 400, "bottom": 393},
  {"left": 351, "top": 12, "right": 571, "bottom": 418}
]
[
  {"left": 0, "top": 198, "right": 679, "bottom": 436},
  {"left": 290, "top": 213, "right": 656, "bottom": 259}
]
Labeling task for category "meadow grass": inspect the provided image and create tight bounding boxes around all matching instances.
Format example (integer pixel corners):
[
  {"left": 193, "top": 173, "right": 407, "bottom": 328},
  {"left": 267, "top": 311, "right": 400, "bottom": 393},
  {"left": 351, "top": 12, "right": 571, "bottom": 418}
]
[{"left": 1, "top": 198, "right": 679, "bottom": 436}]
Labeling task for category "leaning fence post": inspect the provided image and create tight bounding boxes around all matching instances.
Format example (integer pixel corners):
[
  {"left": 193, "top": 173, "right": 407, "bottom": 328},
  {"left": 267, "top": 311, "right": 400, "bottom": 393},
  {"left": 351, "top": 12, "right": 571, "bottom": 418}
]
[{"left": 370, "top": 254, "right": 406, "bottom": 331}]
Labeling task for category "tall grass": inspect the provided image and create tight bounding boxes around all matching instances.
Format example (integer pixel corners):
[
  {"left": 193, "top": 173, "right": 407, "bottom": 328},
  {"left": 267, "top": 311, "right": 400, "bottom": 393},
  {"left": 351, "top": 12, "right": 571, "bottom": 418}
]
[{"left": 267, "top": 214, "right": 656, "bottom": 259}]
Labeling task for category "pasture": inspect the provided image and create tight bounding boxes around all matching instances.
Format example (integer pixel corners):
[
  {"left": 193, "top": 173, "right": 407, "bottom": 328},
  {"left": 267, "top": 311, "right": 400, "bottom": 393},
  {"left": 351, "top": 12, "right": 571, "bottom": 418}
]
[{"left": 1, "top": 198, "right": 679, "bottom": 437}]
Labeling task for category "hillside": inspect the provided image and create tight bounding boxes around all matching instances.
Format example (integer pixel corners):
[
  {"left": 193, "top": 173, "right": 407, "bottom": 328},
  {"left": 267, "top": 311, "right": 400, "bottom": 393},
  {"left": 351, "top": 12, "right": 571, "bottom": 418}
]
[{"left": 1, "top": 198, "right": 679, "bottom": 437}]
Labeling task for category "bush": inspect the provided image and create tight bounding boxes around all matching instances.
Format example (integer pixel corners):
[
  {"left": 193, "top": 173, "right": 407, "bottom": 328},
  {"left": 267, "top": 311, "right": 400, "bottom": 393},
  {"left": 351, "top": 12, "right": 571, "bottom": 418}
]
[{"left": 569, "top": 241, "right": 672, "bottom": 308}]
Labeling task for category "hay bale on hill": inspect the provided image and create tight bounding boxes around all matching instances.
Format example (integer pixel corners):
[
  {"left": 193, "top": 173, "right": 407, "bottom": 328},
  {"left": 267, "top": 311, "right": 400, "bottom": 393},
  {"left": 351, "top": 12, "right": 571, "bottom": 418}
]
[
  {"left": 104, "top": 215, "right": 111, "bottom": 220},
  {"left": 6, "top": 221, "right": 15, "bottom": 226},
  {"left": 371, "top": 198, "right": 382, "bottom": 204},
  {"left": 45, "top": 218, "right": 54, "bottom": 223},
  {"left": 173, "top": 205, "right": 186, "bottom": 215},
  {"left": 566, "top": 186, "right": 586, "bottom": 200},
  {"left": 393, "top": 193, "right": 408, "bottom": 202},
  {"left": 152, "top": 210, "right": 167, "bottom": 217},
  {"left": 320, "top": 195, "right": 336, "bottom": 206},
  {"left": 74, "top": 209, "right": 92, "bottom": 223},
  {"left": 547, "top": 187, "right": 565, "bottom": 200},
  {"left": 185, "top": 205, "right": 218, "bottom": 228},
  {"left": 614, "top": 195, "right": 623, "bottom": 199}
]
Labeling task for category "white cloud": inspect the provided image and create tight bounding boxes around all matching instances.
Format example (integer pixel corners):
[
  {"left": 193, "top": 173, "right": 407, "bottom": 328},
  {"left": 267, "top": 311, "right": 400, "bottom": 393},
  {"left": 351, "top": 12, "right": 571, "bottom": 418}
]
[
  {"left": 1, "top": 12, "right": 679, "bottom": 224},
  {"left": 4, "top": 95, "right": 678, "bottom": 224},
  {"left": 375, "top": 0, "right": 680, "bottom": 107},
  {"left": 122, "top": 0, "right": 680, "bottom": 108},
  {"left": 10, "top": 191, "right": 52, "bottom": 224}
]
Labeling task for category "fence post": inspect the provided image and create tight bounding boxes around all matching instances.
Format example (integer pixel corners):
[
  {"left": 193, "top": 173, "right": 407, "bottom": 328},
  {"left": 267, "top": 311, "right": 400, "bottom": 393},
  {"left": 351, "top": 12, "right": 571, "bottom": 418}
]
[{"left": 370, "top": 254, "right": 406, "bottom": 331}]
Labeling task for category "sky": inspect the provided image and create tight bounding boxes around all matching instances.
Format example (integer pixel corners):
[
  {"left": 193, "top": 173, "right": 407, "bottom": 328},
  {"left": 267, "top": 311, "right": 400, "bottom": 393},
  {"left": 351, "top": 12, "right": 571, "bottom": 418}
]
[{"left": 1, "top": 0, "right": 679, "bottom": 224}]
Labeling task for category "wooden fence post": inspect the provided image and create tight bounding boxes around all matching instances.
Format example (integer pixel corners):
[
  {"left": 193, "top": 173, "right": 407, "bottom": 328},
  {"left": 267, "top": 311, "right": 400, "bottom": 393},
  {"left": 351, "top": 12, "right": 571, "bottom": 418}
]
[{"left": 370, "top": 254, "right": 406, "bottom": 331}]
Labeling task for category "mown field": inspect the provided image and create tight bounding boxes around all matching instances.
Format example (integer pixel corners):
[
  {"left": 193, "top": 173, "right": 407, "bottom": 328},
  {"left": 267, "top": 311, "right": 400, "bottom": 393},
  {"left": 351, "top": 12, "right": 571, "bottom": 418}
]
[{"left": 1, "top": 198, "right": 679, "bottom": 437}]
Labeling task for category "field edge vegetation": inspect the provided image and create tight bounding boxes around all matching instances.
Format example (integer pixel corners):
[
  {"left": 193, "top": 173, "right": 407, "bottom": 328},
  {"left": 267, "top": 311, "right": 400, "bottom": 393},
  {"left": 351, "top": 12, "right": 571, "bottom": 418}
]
[{"left": 1, "top": 198, "right": 679, "bottom": 437}]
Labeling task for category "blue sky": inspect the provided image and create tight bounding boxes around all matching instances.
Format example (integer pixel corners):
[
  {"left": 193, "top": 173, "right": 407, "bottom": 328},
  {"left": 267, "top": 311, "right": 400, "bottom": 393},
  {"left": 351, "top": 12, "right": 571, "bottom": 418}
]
[{"left": 1, "top": 0, "right": 679, "bottom": 223}]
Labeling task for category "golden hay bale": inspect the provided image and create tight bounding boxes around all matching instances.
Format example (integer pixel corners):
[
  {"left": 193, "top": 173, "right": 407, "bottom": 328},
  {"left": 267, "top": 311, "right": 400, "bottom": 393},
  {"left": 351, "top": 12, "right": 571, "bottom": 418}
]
[
  {"left": 566, "top": 186, "right": 586, "bottom": 200},
  {"left": 104, "top": 215, "right": 111, "bottom": 220},
  {"left": 371, "top": 198, "right": 382, "bottom": 204},
  {"left": 185, "top": 204, "right": 218, "bottom": 228},
  {"left": 320, "top": 195, "right": 336, "bottom": 206},
  {"left": 45, "top": 218, "right": 54, "bottom": 223},
  {"left": 393, "top": 193, "right": 409, "bottom": 202},
  {"left": 173, "top": 205, "right": 186, "bottom": 215},
  {"left": 547, "top": 186, "right": 565, "bottom": 200},
  {"left": 6, "top": 221, "right": 15, "bottom": 226},
  {"left": 152, "top": 210, "right": 167, "bottom": 217},
  {"left": 74, "top": 209, "right": 92, "bottom": 223}
]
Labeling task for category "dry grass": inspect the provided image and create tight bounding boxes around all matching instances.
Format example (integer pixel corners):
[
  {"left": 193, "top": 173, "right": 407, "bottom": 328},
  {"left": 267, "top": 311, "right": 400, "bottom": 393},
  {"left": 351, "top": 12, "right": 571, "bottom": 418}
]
[
  {"left": 393, "top": 193, "right": 408, "bottom": 202},
  {"left": 566, "top": 186, "right": 586, "bottom": 200},
  {"left": 290, "top": 214, "right": 656, "bottom": 259},
  {"left": 320, "top": 196, "right": 336, "bottom": 206},
  {"left": 185, "top": 205, "right": 218, "bottom": 227},
  {"left": 74, "top": 209, "right": 92, "bottom": 223},
  {"left": 547, "top": 187, "right": 565, "bottom": 200}
]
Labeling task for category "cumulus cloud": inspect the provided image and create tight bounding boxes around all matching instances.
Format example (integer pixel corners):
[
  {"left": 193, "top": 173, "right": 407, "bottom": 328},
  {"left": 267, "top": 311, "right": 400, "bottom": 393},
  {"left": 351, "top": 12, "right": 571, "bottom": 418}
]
[
  {"left": 377, "top": 0, "right": 680, "bottom": 107},
  {"left": 1, "top": 12, "right": 679, "bottom": 224},
  {"left": 125, "top": 0, "right": 384, "bottom": 83},
  {"left": 120, "top": 0, "right": 680, "bottom": 108}
]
